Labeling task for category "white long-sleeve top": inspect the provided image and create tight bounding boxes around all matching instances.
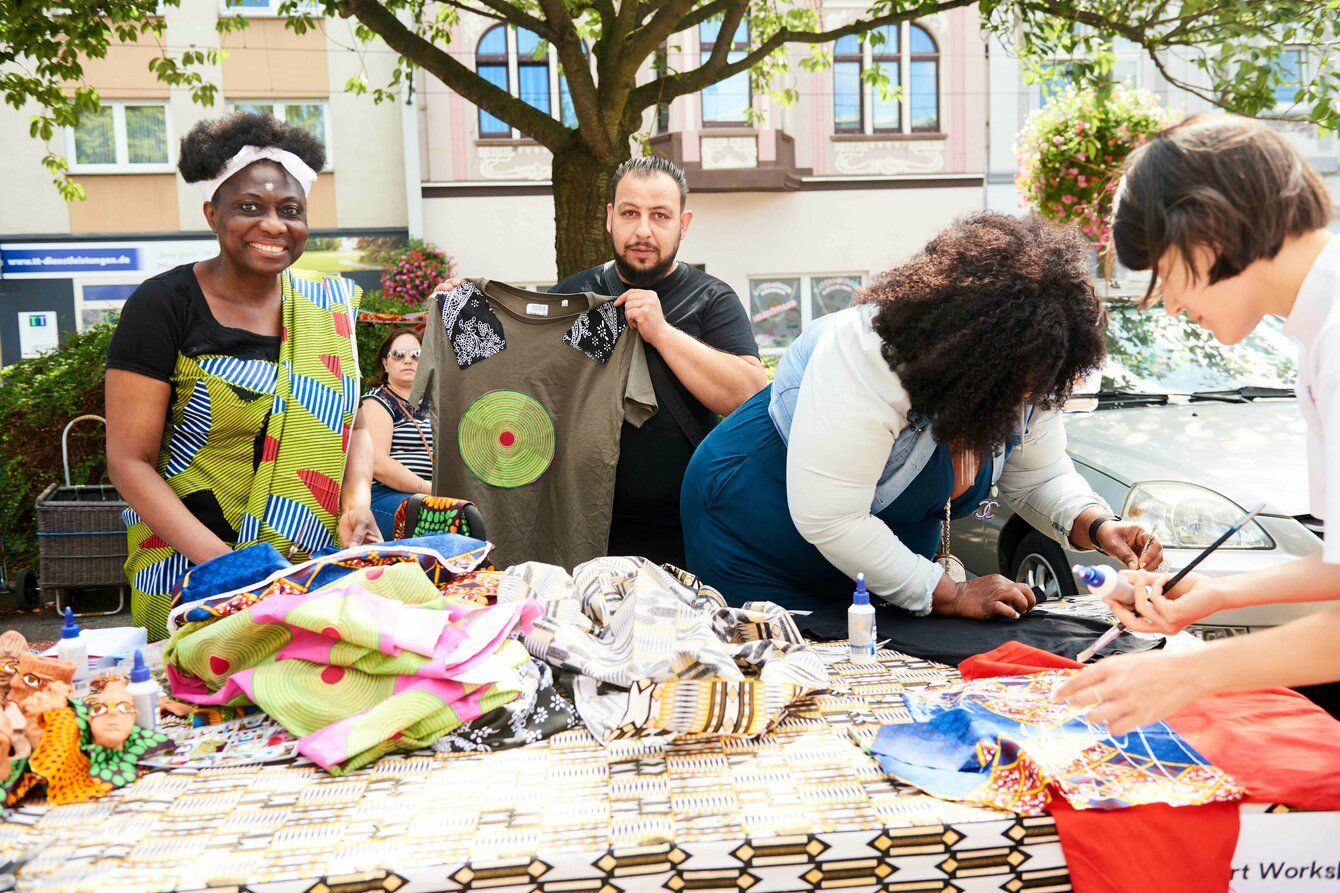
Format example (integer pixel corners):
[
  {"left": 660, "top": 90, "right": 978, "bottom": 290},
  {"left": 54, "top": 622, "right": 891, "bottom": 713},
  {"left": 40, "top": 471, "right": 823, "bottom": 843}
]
[
  {"left": 1284, "top": 234, "right": 1340, "bottom": 564},
  {"left": 784, "top": 306, "right": 1109, "bottom": 614}
]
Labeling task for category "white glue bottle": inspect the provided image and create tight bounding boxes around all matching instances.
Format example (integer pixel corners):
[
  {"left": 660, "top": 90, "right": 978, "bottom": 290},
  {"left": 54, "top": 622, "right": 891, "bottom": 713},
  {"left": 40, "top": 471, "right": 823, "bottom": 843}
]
[
  {"left": 1072, "top": 564, "right": 1135, "bottom": 604},
  {"left": 847, "top": 573, "right": 877, "bottom": 664},
  {"left": 57, "top": 607, "right": 92, "bottom": 696},
  {"left": 126, "top": 650, "right": 160, "bottom": 731}
]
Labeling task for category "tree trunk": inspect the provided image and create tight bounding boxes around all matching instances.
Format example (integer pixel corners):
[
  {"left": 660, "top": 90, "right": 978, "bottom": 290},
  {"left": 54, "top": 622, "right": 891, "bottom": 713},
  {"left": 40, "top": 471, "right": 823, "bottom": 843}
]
[{"left": 551, "top": 140, "right": 632, "bottom": 281}]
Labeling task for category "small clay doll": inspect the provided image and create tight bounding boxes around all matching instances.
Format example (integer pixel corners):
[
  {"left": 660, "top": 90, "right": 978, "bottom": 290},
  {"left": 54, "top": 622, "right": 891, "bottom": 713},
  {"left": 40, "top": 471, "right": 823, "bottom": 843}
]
[
  {"left": 76, "top": 674, "right": 173, "bottom": 793},
  {"left": 10, "top": 653, "right": 75, "bottom": 750},
  {"left": 84, "top": 676, "right": 138, "bottom": 750},
  {"left": 0, "top": 630, "right": 30, "bottom": 702}
]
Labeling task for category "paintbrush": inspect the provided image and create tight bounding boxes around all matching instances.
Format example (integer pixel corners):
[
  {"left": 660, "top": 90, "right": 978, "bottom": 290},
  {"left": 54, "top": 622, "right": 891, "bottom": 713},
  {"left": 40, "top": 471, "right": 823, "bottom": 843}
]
[{"left": 1075, "top": 502, "right": 1267, "bottom": 662}]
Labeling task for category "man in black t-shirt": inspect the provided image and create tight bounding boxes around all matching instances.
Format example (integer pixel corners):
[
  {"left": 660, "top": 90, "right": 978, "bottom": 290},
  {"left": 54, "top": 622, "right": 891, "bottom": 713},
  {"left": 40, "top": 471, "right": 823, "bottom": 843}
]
[{"left": 552, "top": 157, "right": 765, "bottom": 566}]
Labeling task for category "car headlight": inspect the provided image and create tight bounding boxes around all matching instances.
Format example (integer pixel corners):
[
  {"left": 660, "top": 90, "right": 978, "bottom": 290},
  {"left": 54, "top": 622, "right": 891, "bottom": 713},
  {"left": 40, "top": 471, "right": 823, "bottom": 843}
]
[{"left": 1121, "top": 482, "right": 1274, "bottom": 549}]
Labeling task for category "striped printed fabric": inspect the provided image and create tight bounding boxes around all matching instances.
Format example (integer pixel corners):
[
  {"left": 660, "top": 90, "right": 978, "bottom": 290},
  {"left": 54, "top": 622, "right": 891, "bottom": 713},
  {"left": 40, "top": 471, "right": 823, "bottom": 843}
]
[
  {"left": 499, "top": 557, "right": 828, "bottom": 740},
  {"left": 124, "top": 271, "right": 361, "bottom": 641}
]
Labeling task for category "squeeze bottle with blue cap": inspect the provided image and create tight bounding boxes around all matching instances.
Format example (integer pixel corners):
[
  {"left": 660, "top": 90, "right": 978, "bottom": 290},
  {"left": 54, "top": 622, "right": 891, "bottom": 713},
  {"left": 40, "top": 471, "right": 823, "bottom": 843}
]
[
  {"left": 57, "top": 607, "right": 92, "bottom": 695},
  {"left": 847, "top": 573, "right": 877, "bottom": 664},
  {"left": 126, "top": 650, "right": 160, "bottom": 731},
  {"left": 1073, "top": 564, "right": 1135, "bottom": 604}
]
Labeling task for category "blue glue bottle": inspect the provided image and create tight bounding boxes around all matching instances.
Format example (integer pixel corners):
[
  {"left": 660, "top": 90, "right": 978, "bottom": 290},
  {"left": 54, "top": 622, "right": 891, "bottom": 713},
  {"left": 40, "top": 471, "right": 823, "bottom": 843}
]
[
  {"left": 126, "top": 649, "right": 160, "bottom": 731},
  {"left": 1073, "top": 564, "right": 1135, "bottom": 603},
  {"left": 57, "top": 607, "right": 92, "bottom": 695},
  {"left": 847, "top": 573, "right": 877, "bottom": 664}
]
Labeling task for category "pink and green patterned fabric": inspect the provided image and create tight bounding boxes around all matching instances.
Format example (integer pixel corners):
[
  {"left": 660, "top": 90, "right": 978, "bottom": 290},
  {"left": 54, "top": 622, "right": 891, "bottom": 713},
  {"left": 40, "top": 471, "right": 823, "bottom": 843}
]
[{"left": 165, "top": 562, "right": 541, "bottom": 774}]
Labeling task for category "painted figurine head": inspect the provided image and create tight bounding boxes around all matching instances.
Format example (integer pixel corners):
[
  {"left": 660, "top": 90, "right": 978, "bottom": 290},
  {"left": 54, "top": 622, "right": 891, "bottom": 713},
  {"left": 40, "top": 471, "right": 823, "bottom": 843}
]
[
  {"left": 9, "top": 652, "right": 75, "bottom": 713},
  {"left": 85, "top": 676, "right": 138, "bottom": 750},
  {"left": 0, "top": 630, "right": 30, "bottom": 702}
]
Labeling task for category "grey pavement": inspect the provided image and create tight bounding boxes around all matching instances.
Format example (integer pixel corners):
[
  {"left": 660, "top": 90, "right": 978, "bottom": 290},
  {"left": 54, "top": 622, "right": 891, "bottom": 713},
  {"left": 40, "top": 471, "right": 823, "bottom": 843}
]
[{"left": 0, "top": 587, "right": 133, "bottom": 645}]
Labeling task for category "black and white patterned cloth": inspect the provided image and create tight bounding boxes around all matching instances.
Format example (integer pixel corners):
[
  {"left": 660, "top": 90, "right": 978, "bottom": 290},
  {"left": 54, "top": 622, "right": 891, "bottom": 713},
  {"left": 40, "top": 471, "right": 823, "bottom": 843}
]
[
  {"left": 563, "top": 301, "right": 626, "bottom": 363},
  {"left": 431, "top": 659, "right": 578, "bottom": 753}
]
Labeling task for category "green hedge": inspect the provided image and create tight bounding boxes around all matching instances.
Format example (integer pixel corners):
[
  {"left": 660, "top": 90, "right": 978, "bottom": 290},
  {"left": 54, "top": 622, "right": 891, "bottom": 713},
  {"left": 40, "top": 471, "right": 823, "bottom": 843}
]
[{"left": 0, "top": 324, "right": 115, "bottom": 575}]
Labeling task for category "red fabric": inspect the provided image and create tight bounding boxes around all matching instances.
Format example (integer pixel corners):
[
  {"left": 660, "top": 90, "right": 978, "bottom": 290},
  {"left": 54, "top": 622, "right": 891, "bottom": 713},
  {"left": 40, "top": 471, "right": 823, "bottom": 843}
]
[
  {"left": 957, "top": 641, "right": 1083, "bottom": 677},
  {"left": 958, "top": 644, "right": 1239, "bottom": 893},
  {"left": 1046, "top": 799, "right": 1239, "bottom": 893},
  {"left": 957, "top": 643, "right": 1340, "bottom": 810},
  {"left": 1161, "top": 686, "right": 1340, "bottom": 811},
  {"left": 957, "top": 643, "right": 1340, "bottom": 893}
]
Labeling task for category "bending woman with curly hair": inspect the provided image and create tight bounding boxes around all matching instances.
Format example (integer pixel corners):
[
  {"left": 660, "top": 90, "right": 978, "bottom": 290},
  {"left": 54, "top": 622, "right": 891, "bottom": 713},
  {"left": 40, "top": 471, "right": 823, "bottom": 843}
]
[
  {"left": 681, "top": 212, "right": 1160, "bottom": 638},
  {"left": 106, "top": 112, "right": 379, "bottom": 640}
]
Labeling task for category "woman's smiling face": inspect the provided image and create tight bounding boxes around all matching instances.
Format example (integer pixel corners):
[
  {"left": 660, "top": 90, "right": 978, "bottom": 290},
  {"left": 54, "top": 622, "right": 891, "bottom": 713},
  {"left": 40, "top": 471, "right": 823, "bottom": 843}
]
[
  {"left": 1155, "top": 243, "right": 1264, "bottom": 346},
  {"left": 206, "top": 160, "right": 308, "bottom": 276}
]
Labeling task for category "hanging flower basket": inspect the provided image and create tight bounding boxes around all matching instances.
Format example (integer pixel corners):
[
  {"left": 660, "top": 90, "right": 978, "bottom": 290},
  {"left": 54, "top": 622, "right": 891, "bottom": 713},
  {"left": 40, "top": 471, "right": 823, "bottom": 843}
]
[{"left": 1015, "top": 83, "right": 1178, "bottom": 247}]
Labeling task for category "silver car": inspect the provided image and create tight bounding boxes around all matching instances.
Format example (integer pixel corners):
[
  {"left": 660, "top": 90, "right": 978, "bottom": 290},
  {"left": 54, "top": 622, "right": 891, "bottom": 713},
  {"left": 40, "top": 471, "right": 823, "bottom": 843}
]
[{"left": 950, "top": 302, "right": 1328, "bottom": 639}]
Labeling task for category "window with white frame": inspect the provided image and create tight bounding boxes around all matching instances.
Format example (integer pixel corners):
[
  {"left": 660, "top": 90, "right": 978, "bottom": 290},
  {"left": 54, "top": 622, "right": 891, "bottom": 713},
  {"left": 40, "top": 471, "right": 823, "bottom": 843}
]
[
  {"left": 832, "top": 23, "right": 938, "bottom": 135},
  {"left": 700, "top": 18, "right": 751, "bottom": 126},
  {"left": 475, "top": 25, "right": 582, "bottom": 138},
  {"left": 749, "top": 274, "right": 864, "bottom": 351},
  {"left": 227, "top": 100, "right": 331, "bottom": 167},
  {"left": 66, "top": 103, "right": 172, "bottom": 173}
]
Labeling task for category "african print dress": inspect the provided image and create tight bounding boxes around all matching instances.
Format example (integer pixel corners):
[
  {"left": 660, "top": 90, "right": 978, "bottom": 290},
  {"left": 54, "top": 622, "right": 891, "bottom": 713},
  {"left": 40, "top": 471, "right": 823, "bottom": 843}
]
[{"left": 122, "top": 271, "right": 362, "bottom": 640}]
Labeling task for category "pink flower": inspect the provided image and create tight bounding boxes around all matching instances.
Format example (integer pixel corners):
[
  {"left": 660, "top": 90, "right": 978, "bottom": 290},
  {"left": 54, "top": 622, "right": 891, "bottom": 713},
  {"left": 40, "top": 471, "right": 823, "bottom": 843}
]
[
  {"left": 1061, "top": 195, "right": 1075, "bottom": 204},
  {"left": 1075, "top": 122, "right": 1086, "bottom": 133},
  {"left": 1053, "top": 136, "right": 1066, "bottom": 146}
]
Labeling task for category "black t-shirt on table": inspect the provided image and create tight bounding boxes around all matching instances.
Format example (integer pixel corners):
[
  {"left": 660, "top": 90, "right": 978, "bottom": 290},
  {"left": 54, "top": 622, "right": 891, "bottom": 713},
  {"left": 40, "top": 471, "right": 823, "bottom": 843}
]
[
  {"left": 105, "top": 263, "right": 281, "bottom": 544},
  {"left": 553, "top": 263, "right": 759, "bottom": 562}
]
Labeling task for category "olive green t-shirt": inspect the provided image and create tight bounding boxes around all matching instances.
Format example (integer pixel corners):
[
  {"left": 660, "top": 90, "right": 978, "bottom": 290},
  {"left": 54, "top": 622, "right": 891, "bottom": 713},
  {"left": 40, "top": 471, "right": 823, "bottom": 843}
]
[{"left": 411, "top": 278, "right": 656, "bottom": 568}]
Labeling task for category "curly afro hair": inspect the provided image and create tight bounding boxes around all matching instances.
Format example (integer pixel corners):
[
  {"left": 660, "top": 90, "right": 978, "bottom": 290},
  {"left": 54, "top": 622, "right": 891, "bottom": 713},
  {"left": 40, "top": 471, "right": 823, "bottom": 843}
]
[
  {"left": 860, "top": 212, "right": 1106, "bottom": 454},
  {"left": 177, "top": 111, "right": 325, "bottom": 186}
]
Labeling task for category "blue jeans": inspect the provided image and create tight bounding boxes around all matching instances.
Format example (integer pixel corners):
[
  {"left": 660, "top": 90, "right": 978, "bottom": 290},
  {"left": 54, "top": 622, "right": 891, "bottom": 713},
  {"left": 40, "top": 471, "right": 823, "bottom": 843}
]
[
  {"left": 370, "top": 481, "right": 413, "bottom": 541},
  {"left": 680, "top": 386, "right": 989, "bottom": 631}
]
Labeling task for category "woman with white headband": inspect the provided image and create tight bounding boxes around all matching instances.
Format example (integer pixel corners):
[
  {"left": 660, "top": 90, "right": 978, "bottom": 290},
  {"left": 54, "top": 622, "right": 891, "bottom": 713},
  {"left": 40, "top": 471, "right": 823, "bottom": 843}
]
[{"left": 105, "top": 112, "right": 379, "bottom": 640}]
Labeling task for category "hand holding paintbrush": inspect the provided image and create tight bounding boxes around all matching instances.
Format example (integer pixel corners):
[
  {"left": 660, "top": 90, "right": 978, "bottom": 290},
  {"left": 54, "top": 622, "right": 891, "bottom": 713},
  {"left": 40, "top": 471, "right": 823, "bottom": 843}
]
[{"left": 1075, "top": 503, "right": 1267, "bottom": 662}]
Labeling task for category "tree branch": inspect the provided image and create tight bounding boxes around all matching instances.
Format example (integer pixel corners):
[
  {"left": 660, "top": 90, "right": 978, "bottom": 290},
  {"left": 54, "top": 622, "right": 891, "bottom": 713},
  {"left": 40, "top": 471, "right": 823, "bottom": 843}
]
[
  {"left": 337, "top": 0, "right": 570, "bottom": 148},
  {"left": 674, "top": 0, "right": 732, "bottom": 36},
  {"left": 628, "top": 0, "right": 978, "bottom": 111},
  {"left": 623, "top": 0, "right": 715, "bottom": 75},
  {"left": 534, "top": 0, "right": 606, "bottom": 153},
  {"left": 435, "top": 0, "right": 510, "bottom": 24},
  {"left": 469, "top": 0, "right": 557, "bottom": 39}
]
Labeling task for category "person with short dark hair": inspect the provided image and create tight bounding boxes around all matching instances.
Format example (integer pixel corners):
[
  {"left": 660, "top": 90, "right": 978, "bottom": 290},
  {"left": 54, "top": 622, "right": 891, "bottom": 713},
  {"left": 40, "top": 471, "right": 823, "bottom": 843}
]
[
  {"left": 106, "top": 111, "right": 379, "bottom": 640},
  {"left": 681, "top": 212, "right": 1159, "bottom": 637},
  {"left": 431, "top": 156, "right": 766, "bottom": 567},
  {"left": 554, "top": 156, "right": 766, "bottom": 566},
  {"left": 1058, "top": 114, "right": 1340, "bottom": 731},
  {"left": 361, "top": 328, "right": 434, "bottom": 539}
]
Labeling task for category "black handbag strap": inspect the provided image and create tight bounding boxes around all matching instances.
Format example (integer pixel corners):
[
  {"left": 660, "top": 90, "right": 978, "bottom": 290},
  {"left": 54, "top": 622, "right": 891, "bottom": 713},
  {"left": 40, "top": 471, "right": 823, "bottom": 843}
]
[
  {"left": 400, "top": 492, "right": 426, "bottom": 535},
  {"left": 600, "top": 262, "right": 710, "bottom": 447}
]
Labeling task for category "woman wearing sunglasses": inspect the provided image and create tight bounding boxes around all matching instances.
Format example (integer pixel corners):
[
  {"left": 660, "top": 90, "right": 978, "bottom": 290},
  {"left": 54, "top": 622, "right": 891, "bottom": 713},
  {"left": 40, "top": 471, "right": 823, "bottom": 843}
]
[{"left": 361, "top": 328, "right": 435, "bottom": 539}]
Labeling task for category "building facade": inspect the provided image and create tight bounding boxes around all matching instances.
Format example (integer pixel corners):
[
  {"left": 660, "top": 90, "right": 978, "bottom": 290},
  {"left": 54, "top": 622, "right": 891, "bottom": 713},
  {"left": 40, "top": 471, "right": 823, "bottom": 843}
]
[
  {"left": 417, "top": 4, "right": 990, "bottom": 353},
  {"left": 0, "top": 0, "right": 411, "bottom": 365},
  {"left": 985, "top": 36, "right": 1340, "bottom": 229}
]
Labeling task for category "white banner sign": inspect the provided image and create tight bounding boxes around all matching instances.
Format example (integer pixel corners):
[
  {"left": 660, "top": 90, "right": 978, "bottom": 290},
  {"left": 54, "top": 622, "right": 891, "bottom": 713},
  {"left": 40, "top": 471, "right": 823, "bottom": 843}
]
[
  {"left": 18, "top": 311, "right": 59, "bottom": 358},
  {"left": 1230, "top": 812, "right": 1340, "bottom": 891},
  {"left": 1, "top": 240, "right": 217, "bottom": 280}
]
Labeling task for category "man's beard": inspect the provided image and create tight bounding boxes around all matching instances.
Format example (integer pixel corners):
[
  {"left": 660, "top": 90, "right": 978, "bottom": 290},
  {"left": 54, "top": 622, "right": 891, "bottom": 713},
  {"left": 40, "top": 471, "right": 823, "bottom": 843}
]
[{"left": 613, "top": 237, "right": 679, "bottom": 288}]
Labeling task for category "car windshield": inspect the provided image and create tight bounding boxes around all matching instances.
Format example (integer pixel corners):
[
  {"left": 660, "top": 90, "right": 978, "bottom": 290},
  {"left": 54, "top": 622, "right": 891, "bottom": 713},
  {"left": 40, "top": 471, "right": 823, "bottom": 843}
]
[{"left": 1096, "top": 303, "right": 1298, "bottom": 395}]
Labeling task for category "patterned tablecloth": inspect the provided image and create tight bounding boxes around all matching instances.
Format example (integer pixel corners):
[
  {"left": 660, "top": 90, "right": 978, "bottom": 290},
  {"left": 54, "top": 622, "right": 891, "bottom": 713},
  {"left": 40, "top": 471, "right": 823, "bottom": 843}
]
[{"left": 0, "top": 644, "right": 1289, "bottom": 893}]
